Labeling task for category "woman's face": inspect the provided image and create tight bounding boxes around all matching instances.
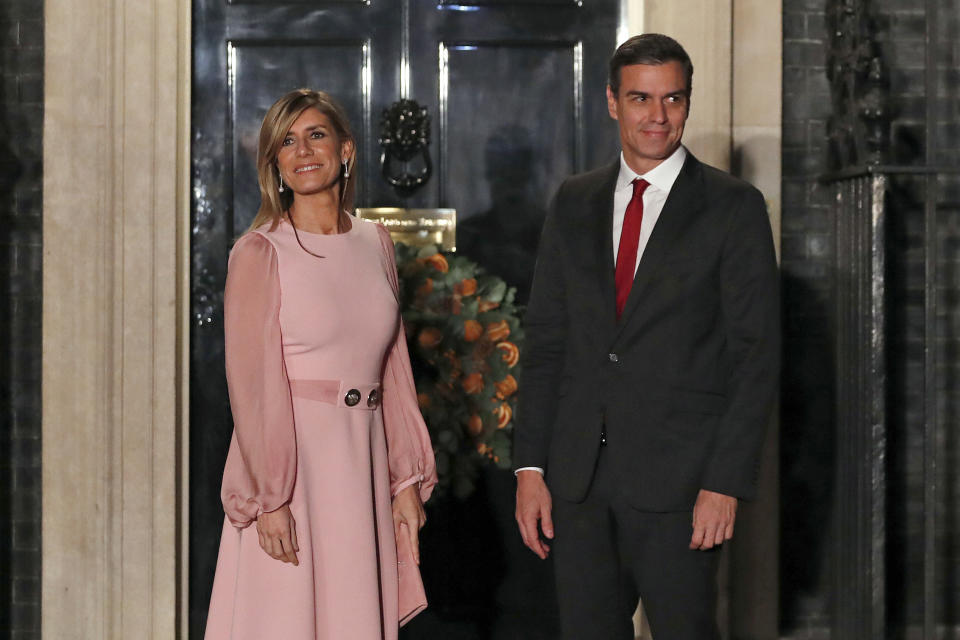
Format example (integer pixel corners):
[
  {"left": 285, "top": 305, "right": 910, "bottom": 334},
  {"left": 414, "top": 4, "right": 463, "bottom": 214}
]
[{"left": 275, "top": 107, "right": 352, "bottom": 198}]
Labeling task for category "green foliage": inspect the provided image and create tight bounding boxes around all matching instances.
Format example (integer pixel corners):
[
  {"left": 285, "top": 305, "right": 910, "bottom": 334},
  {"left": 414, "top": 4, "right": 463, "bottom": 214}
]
[{"left": 394, "top": 243, "right": 524, "bottom": 498}]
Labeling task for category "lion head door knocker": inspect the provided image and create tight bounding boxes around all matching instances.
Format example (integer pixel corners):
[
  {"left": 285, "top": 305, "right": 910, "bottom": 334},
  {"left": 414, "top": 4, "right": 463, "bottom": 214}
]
[{"left": 379, "top": 99, "right": 432, "bottom": 197}]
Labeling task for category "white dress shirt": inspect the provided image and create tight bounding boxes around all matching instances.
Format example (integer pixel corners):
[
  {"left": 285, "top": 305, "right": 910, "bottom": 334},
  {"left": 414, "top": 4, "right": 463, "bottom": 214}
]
[
  {"left": 515, "top": 145, "right": 688, "bottom": 476},
  {"left": 612, "top": 144, "right": 687, "bottom": 273}
]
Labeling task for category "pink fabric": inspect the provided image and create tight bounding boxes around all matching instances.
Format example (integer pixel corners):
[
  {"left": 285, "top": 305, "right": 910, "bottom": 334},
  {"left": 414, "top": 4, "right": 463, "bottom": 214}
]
[
  {"left": 288, "top": 379, "right": 380, "bottom": 408},
  {"left": 287, "top": 379, "right": 341, "bottom": 404},
  {"left": 221, "top": 233, "right": 298, "bottom": 526},
  {"left": 205, "top": 218, "right": 437, "bottom": 640},
  {"left": 375, "top": 225, "right": 437, "bottom": 501}
]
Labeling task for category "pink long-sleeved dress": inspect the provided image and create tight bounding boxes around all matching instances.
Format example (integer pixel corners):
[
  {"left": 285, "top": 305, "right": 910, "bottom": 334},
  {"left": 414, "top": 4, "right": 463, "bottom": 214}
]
[{"left": 204, "top": 216, "right": 437, "bottom": 640}]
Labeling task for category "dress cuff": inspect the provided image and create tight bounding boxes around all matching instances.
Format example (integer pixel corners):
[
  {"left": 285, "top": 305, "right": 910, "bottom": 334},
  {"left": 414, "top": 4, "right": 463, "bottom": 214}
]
[{"left": 392, "top": 475, "right": 424, "bottom": 497}]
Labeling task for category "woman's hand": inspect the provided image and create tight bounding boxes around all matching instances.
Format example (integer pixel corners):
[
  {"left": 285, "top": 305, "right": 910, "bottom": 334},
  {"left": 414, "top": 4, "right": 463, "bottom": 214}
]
[
  {"left": 392, "top": 485, "right": 426, "bottom": 565},
  {"left": 256, "top": 504, "right": 299, "bottom": 565}
]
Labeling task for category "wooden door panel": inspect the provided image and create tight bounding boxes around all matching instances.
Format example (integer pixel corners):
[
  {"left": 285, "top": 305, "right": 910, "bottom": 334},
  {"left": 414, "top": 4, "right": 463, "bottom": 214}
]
[
  {"left": 440, "top": 0, "right": 580, "bottom": 6},
  {"left": 440, "top": 42, "right": 578, "bottom": 217},
  {"left": 229, "top": 0, "right": 369, "bottom": 5}
]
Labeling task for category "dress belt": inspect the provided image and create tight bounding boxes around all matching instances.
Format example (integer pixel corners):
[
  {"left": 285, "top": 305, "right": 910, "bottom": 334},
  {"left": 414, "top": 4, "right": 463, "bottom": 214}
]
[{"left": 289, "top": 379, "right": 382, "bottom": 409}]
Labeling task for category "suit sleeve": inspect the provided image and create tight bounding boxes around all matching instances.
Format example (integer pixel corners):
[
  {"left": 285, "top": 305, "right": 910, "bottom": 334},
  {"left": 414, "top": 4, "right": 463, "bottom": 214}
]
[
  {"left": 220, "top": 232, "right": 297, "bottom": 527},
  {"left": 701, "top": 188, "right": 781, "bottom": 500},
  {"left": 514, "top": 183, "right": 570, "bottom": 471}
]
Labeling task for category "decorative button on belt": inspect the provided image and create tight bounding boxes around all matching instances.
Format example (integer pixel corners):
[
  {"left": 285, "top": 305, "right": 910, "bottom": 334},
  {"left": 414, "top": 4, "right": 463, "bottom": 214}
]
[
  {"left": 367, "top": 389, "right": 380, "bottom": 407},
  {"left": 344, "top": 389, "right": 361, "bottom": 406}
]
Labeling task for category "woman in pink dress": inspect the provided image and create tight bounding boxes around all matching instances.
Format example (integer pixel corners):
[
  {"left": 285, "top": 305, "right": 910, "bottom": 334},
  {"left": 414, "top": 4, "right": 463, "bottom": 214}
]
[{"left": 204, "top": 88, "right": 437, "bottom": 640}]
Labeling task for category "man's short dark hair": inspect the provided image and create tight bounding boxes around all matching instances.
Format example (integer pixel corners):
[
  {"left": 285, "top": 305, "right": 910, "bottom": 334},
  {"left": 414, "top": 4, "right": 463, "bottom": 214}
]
[{"left": 608, "top": 33, "right": 694, "bottom": 98}]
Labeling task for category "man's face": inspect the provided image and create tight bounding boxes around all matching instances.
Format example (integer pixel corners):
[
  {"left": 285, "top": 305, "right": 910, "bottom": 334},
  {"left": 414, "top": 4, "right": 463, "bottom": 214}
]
[{"left": 606, "top": 61, "right": 689, "bottom": 174}]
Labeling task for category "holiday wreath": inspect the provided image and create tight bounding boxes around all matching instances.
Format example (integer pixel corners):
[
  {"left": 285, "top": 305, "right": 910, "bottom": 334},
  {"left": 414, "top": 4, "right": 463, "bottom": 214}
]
[{"left": 394, "top": 243, "right": 523, "bottom": 499}]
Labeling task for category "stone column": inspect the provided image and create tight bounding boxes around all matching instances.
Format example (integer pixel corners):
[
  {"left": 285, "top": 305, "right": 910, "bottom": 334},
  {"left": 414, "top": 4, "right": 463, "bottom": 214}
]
[
  {"left": 729, "top": 2, "right": 782, "bottom": 638},
  {"left": 640, "top": 0, "right": 734, "bottom": 171},
  {"left": 42, "top": 0, "right": 191, "bottom": 637}
]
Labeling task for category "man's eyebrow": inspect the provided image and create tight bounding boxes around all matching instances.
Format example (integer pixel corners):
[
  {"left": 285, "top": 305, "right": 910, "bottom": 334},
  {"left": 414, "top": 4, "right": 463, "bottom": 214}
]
[{"left": 623, "top": 90, "right": 686, "bottom": 98}]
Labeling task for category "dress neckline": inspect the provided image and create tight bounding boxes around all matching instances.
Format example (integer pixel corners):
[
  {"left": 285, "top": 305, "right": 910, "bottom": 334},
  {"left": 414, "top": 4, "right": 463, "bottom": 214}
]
[{"left": 282, "top": 214, "right": 359, "bottom": 238}]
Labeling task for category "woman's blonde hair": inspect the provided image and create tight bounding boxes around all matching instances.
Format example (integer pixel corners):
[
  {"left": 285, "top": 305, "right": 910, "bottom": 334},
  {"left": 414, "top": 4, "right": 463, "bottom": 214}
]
[{"left": 247, "top": 88, "right": 357, "bottom": 233}]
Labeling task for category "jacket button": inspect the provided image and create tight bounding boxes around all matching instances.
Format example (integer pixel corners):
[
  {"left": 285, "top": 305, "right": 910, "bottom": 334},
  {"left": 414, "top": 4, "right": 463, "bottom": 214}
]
[{"left": 608, "top": 353, "right": 620, "bottom": 363}]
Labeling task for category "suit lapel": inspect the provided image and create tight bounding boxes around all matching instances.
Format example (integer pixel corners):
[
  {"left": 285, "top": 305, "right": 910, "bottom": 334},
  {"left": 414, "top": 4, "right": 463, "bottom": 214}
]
[
  {"left": 614, "top": 154, "right": 704, "bottom": 337},
  {"left": 588, "top": 160, "right": 620, "bottom": 337}
]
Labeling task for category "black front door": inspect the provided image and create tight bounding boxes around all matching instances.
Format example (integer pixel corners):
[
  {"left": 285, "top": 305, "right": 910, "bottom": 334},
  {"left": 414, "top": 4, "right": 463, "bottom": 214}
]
[{"left": 190, "top": 1, "right": 619, "bottom": 636}]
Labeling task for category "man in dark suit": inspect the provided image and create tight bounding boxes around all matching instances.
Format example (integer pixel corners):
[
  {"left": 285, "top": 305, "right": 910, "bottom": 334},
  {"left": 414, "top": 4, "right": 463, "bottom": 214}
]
[{"left": 513, "top": 34, "right": 780, "bottom": 639}]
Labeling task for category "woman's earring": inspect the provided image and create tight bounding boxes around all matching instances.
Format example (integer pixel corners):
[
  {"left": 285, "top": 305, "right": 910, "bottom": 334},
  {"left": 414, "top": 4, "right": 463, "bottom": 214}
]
[
  {"left": 278, "top": 168, "right": 285, "bottom": 193},
  {"left": 342, "top": 159, "right": 350, "bottom": 179}
]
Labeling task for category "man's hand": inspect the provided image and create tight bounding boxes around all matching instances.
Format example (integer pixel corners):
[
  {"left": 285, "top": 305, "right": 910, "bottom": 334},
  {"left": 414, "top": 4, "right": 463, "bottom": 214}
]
[
  {"left": 689, "top": 489, "right": 737, "bottom": 550},
  {"left": 393, "top": 484, "right": 427, "bottom": 565},
  {"left": 256, "top": 504, "right": 299, "bottom": 565},
  {"left": 515, "top": 470, "right": 554, "bottom": 559}
]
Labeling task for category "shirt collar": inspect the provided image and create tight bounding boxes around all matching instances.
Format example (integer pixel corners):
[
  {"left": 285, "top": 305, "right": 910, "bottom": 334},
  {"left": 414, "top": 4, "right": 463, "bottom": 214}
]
[{"left": 616, "top": 145, "right": 688, "bottom": 194}]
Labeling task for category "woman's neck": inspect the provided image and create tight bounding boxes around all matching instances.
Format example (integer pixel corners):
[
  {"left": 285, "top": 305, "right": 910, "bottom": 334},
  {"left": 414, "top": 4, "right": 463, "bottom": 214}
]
[{"left": 287, "top": 189, "right": 350, "bottom": 235}]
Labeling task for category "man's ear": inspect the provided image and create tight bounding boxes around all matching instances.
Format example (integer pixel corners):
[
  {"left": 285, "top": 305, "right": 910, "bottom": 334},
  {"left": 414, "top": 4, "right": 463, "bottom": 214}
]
[{"left": 606, "top": 85, "right": 619, "bottom": 121}]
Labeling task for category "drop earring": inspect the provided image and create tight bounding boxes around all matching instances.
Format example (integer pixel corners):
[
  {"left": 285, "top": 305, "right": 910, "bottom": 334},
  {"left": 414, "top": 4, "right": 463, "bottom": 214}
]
[
  {"left": 278, "top": 168, "right": 285, "bottom": 193},
  {"left": 342, "top": 159, "right": 350, "bottom": 179}
]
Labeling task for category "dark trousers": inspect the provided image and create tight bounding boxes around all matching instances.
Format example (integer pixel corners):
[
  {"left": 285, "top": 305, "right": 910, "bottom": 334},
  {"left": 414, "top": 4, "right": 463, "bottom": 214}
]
[{"left": 551, "top": 449, "right": 721, "bottom": 640}]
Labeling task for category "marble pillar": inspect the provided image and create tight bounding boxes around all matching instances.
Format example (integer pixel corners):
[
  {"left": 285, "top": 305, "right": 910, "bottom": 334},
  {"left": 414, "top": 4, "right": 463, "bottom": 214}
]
[{"left": 42, "top": 0, "right": 191, "bottom": 636}]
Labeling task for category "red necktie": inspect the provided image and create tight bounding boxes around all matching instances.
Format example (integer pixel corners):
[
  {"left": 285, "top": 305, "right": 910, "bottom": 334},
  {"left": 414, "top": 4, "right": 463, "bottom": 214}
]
[{"left": 615, "top": 178, "right": 649, "bottom": 319}]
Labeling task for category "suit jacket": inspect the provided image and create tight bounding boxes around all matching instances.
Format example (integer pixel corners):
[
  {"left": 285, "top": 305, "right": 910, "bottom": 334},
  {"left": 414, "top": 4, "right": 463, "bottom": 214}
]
[{"left": 514, "top": 152, "right": 780, "bottom": 511}]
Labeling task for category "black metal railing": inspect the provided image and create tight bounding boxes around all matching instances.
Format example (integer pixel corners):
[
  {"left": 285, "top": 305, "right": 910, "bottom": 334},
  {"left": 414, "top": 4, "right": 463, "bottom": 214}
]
[
  {"left": 824, "top": 164, "right": 959, "bottom": 638},
  {"left": 828, "top": 169, "right": 888, "bottom": 639}
]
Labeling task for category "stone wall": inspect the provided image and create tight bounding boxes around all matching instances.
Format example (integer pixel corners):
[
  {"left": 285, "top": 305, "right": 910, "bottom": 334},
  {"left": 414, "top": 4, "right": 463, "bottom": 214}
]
[
  {"left": 781, "top": 3, "right": 834, "bottom": 632},
  {"left": 0, "top": 1, "right": 43, "bottom": 638},
  {"left": 882, "top": 0, "right": 960, "bottom": 629}
]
